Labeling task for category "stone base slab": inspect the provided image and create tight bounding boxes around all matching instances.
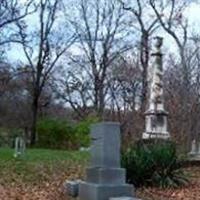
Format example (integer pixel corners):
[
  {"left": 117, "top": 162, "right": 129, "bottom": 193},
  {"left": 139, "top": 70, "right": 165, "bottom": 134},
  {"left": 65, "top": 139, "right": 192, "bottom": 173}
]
[
  {"left": 142, "top": 132, "right": 170, "bottom": 139},
  {"left": 188, "top": 152, "right": 200, "bottom": 161},
  {"left": 86, "top": 167, "right": 126, "bottom": 184},
  {"left": 79, "top": 181, "right": 133, "bottom": 200}
]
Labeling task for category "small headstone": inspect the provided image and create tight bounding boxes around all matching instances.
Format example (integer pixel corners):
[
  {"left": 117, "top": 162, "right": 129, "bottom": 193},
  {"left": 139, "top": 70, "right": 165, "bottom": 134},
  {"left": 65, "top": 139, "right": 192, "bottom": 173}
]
[
  {"left": 188, "top": 140, "right": 200, "bottom": 160},
  {"left": 14, "top": 136, "right": 26, "bottom": 158},
  {"left": 189, "top": 140, "right": 196, "bottom": 155},
  {"left": 79, "top": 147, "right": 90, "bottom": 152},
  {"left": 198, "top": 141, "right": 200, "bottom": 153}
]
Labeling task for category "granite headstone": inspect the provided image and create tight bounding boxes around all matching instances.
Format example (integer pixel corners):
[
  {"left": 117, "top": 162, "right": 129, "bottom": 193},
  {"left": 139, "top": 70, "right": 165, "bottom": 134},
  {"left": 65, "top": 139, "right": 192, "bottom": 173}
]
[{"left": 79, "top": 122, "right": 138, "bottom": 200}]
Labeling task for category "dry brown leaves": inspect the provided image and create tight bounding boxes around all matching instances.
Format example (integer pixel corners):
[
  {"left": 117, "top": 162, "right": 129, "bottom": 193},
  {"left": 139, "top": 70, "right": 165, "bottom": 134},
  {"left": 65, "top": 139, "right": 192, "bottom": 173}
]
[
  {"left": 1, "top": 166, "right": 200, "bottom": 200},
  {"left": 0, "top": 164, "right": 84, "bottom": 200},
  {"left": 136, "top": 167, "right": 200, "bottom": 200}
]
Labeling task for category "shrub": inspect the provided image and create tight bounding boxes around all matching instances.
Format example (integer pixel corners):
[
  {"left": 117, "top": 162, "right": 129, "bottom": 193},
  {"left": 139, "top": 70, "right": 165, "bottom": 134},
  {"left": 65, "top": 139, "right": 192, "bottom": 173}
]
[
  {"left": 121, "top": 140, "right": 188, "bottom": 188},
  {"left": 36, "top": 117, "right": 98, "bottom": 150},
  {"left": 37, "top": 118, "right": 76, "bottom": 149},
  {"left": 74, "top": 117, "right": 99, "bottom": 147}
]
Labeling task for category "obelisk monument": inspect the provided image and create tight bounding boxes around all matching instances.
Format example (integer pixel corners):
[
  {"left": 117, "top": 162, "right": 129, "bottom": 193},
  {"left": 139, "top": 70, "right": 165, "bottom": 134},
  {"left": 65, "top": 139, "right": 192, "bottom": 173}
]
[{"left": 142, "top": 37, "right": 170, "bottom": 139}]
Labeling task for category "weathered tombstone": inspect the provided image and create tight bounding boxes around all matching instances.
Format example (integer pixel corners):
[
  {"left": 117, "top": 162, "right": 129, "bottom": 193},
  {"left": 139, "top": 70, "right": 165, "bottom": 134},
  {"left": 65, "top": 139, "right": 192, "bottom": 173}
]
[
  {"left": 198, "top": 141, "right": 200, "bottom": 154},
  {"left": 14, "top": 136, "right": 26, "bottom": 158},
  {"left": 189, "top": 140, "right": 196, "bottom": 155},
  {"left": 78, "top": 122, "right": 139, "bottom": 200},
  {"left": 142, "top": 37, "right": 170, "bottom": 139},
  {"left": 188, "top": 140, "right": 200, "bottom": 160}
]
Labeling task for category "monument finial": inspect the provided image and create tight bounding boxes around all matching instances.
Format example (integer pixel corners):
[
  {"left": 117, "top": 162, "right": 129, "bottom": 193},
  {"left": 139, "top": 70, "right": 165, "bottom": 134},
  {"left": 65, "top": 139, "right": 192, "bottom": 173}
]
[{"left": 154, "top": 36, "right": 163, "bottom": 52}]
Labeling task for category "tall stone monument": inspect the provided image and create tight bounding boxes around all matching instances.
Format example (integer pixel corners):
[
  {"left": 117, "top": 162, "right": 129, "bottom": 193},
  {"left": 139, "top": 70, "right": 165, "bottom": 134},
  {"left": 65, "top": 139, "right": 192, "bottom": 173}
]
[
  {"left": 79, "top": 122, "right": 137, "bottom": 200},
  {"left": 142, "top": 37, "right": 170, "bottom": 139}
]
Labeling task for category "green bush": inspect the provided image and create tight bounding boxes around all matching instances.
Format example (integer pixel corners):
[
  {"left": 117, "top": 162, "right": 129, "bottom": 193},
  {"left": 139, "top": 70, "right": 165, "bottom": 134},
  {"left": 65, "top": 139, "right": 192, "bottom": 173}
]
[
  {"left": 37, "top": 118, "right": 76, "bottom": 149},
  {"left": 36, "top": 117, "right": 98, "bottom": 150},
  {"left": 74, "top": 117, "right": 99, "bottom": 147},
  {"left": 121, "top": 141, "right": 188, "bottom": 188}
]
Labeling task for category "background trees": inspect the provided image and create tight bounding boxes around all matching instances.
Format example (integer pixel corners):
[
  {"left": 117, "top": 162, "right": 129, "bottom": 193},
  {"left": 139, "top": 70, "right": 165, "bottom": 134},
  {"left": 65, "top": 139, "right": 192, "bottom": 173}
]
[
  {"left": 16, "top": 0, "right": 75, "bottom": 145},
  {"left": 0, "top": 0, "right": 199, "bottom": 150},
  {"left": 56, "top": 0, "right": 132, "bottom": 119},
  {"left": 0, "top": 0, "right": 35, "bottom": 55},
  {"left": 119, "top": 0, "right": 160, "bottom": 111}
]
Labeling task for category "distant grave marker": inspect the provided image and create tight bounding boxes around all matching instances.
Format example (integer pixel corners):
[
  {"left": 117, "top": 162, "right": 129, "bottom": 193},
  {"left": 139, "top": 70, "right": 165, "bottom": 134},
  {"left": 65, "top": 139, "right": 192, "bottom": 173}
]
[
  {"left": 188, "top": 139, "right": 200, "bottom": 160},
  {"left": 14, "top": 136, "right": 26, "bottom": 158}
]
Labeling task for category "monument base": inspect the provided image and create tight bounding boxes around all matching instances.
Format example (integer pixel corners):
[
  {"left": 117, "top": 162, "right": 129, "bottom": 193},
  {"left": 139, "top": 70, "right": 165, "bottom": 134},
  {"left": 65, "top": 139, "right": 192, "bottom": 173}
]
[
  {"left": 79, "top": 182, "right": 133, "bottom": 200},
  {"left": 188, "top": 152, "right": 200, "bottom": 161},
  {"left": 142, "top": 131, "right": 170, "bottom": 139}
]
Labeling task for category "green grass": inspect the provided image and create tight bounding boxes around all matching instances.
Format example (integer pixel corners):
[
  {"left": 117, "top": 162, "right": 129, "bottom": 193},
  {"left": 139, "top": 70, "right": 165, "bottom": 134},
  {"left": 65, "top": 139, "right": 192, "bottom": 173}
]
[
  {"left": 0, "top": 148, "right": 88, "bottom": 161},
  {"left": 0, "top": 148, "right": 89, "bottom": 185}
]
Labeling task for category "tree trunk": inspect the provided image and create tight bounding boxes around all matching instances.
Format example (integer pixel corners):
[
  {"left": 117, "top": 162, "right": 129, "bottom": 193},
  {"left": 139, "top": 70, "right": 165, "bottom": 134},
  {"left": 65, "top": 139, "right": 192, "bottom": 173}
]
[
  {"left": 94, "top": 76, "right": 105, "bottom": 120},
  {"left": 98, "top": 84, "right": 104, "bottom": 119},
  {"left": 94, "top": 75, "right": 99, "bottom": 112},
  {"left": 140, "top": 31, "right": 149, "bottom": 112},
  {"left": 30, "top": 96, "right": 39, "bottom": 146}
]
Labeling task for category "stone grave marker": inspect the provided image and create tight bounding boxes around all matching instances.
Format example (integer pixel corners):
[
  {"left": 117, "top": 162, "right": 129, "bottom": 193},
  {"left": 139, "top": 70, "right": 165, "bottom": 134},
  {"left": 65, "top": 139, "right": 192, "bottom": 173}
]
[
  {"left": 142, "top": 37, "right": 170, "bottom": 139},
  {"left": 14, "top": 136, "right": 26, "bottom": 158},
  {"left": 188, "top": 140, "right": 200, "bottom": 160},
  {"left": 78, "top": 122, "right": 140, "bottom": 200}
]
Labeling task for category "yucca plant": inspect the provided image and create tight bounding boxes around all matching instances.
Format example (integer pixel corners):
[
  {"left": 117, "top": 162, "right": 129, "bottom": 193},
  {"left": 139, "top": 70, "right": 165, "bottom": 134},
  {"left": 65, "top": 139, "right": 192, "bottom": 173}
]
[{"left": 121, "top": 141, "right": 188, "bottom": 188}]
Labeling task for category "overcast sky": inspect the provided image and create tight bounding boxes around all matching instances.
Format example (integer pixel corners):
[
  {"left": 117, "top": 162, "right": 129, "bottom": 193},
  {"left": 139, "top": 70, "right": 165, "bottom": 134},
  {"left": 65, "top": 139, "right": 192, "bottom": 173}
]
[
  {"left": 7, "top": 0, "right": 200, "bottom": 64},
  {"left": 185, "top": 1, "right": 200, "bottom": 33}
]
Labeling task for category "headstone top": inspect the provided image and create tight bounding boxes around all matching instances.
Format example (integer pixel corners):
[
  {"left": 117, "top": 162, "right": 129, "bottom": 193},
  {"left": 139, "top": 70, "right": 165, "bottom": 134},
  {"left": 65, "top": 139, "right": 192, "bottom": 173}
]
[
  {"left": 90, "top": 122, "right": 121, "bottom": 168},
  {"left": 91, "top": 122, "right": 120, "bottom": 129}
]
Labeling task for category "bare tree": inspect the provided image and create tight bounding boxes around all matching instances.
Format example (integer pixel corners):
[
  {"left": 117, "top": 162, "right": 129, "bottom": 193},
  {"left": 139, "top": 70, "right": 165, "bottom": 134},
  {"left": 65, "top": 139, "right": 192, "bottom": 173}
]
[
  {"left": 149, "top": 0, "right": 196, "bottom": 147},
  {"left": 117, "top": 0, "right": 160, "bottom": 111},
  {"left": 163, "top": 34, "right": 200, "bottom": 151},
  {"left": 17, "top": 0, "right": 75, "bottom": 145},
  {"left": 59, "top": 0, "right": 132, "bottom": 119},
  {"left": 149, "top": 0, "right": 189, "bottom": 76},
  {"left": 106, "top": 54, "right": 143, "bottom": 138},
  {"left": 106, "top": 53, "right": 140, "bottom": 118},
  {"left": 0, "top": 0, "right": 35, "bottom": 46}
]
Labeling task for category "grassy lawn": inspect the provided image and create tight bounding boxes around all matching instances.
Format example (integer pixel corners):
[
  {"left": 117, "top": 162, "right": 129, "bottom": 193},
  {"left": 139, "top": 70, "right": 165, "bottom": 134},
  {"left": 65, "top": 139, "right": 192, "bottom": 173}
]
[{"left": 0, "top": 148, "right": 88, "bottom": 185}]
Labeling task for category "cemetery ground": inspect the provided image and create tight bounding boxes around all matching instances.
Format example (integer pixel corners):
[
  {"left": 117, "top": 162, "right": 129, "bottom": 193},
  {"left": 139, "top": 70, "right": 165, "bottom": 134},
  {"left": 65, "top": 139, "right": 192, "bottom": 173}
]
[{"left": 0, "top": 149, "right": 200, "bottom": 200}]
